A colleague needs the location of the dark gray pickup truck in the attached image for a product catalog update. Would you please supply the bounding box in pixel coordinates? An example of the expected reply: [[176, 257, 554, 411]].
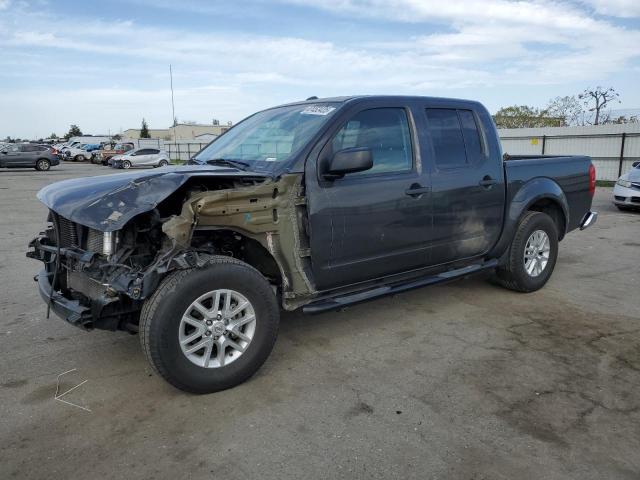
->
[[28, 96, 597, 393]]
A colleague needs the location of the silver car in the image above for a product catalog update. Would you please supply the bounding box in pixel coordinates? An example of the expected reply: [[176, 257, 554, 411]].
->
[[114, 148, 170, 169], [613, 161, 640, 211]]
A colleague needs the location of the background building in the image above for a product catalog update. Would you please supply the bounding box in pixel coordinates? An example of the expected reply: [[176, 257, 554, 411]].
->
[[122, 123, 231, 141]]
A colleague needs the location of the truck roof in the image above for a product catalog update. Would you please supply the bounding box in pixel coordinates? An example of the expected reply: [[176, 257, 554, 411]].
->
[[276, 94, 484, 109]]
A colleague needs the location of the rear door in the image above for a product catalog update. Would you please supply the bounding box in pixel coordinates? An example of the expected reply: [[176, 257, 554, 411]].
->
[[423, 103, 505, 265], [306, 103, 433, 290], [144, 149, 160, 165]]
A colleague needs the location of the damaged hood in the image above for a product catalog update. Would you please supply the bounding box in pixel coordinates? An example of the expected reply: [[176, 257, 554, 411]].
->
[[37, 165, 269, 231]]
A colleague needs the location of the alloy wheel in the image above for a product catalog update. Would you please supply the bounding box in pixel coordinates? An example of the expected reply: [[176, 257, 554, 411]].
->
[[178, 289, 257, 368]]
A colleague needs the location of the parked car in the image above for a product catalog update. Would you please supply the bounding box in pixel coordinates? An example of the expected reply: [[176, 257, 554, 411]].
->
[[83, 143, 103, 152], [1, 143, 60, 170], [613, 161, 640, 211], [27, 95, 597, 393], [64, 144, 97, 162], [95, 142, 135, 165], [112, 148, 170, 169]]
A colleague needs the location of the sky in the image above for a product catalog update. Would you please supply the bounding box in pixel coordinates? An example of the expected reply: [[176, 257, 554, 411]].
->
[[0, 0, 639, 139]]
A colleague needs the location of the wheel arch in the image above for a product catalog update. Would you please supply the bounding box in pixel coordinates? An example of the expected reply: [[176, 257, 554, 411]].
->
[[191, 227, 284, 289], [489, 177, 569, 261], [509, 177, 569, 240]]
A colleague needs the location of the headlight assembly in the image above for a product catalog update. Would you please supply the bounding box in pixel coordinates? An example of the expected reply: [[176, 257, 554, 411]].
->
[[617, 179, 632, 188]]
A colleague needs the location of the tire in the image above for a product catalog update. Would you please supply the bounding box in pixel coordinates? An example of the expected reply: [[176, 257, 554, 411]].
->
[[493, 211, 558, 293], [35, 158, 51, 171], [74, 154, 85, 162], [139, 256, 280, 393], [122, 160, 131, 169], [158, 160, 169, 167]]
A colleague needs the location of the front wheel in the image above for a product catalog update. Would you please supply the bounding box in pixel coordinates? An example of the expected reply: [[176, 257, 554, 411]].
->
[[493, 211, 558, 293], [122, 160, 131, 169], [74, 154, 85, 162], [139, 256, 280, 393]]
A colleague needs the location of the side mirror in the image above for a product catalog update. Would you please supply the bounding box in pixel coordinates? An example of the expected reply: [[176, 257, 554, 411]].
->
[[325, 147, 373, 179], [633, 161, 640, 168]]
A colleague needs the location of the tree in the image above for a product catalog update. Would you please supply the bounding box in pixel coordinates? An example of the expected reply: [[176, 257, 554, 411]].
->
[[605, 115, 639, 125], [111, 133, 122, 141], [545, 96, 584, 126], [47, 132, 58, 139], [578, 86, 620, 125], [65, 124, 82, 139], [492, 105, 563, 129], [140, 118, 150, 138]]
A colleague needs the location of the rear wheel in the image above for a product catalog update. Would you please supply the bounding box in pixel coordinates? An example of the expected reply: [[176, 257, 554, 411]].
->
[[122, 160, 131, 169], [493, 211, 558, 292], [139, 256, 280, 393], [158, 160, 169, 167], [35, 158, 50, 171], [74, 154, 85, 162]]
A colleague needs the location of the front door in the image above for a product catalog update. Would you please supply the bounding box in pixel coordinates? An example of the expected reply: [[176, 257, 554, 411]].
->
[[306, 106, 433, 290], [3, 145, 28, 166], [424, 106, 505, 265]]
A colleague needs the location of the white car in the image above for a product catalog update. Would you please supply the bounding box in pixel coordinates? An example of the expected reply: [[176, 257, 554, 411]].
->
[[613, 161, 640, 211], [64, 144, 93, 162], [113, 148, 170, 169]]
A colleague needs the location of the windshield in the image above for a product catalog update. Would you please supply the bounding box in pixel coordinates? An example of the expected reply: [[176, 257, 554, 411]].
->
[[193, 103, 339, 171]]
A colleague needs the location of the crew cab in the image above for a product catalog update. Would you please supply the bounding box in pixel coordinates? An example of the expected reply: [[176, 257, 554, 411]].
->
[[27, 96, 597, 393]]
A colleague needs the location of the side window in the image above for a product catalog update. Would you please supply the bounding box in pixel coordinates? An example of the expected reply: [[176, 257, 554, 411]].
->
[[149, 149, 160, 154], [425, 108, 467, 168], [332, 108, 413, 175], [458, 110, 485, 163]]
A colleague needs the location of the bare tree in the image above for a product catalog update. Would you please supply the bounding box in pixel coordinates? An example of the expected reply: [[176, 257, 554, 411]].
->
[[578, 86, 620, 125], [545, 95, 584, 126]]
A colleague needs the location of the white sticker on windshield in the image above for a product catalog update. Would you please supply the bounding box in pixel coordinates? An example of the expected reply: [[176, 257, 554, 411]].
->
[[300, 105, 336, 116], [265, 157, 277, 162]]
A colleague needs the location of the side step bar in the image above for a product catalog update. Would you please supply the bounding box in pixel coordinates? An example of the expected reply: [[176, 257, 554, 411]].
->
[[303, 259, 498, 314]]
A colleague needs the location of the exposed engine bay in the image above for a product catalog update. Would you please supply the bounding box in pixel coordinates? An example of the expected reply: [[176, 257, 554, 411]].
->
[[28, 170, 316, 331]]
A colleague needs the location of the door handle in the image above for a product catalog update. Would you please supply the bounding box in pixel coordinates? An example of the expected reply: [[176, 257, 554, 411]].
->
[[405, 183, 430, 197], [479, 176, 497, 188]]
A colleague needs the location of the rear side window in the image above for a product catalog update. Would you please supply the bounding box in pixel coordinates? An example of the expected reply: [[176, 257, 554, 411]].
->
[[332, 108, 413, 175], [148, 149, 160, 154], [425, 109, 467, 167], [426, 108, 487, 168], [458, 110, 485, 163]]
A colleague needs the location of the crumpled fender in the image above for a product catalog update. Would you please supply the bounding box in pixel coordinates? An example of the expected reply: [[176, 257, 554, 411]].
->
[[36, 165, 268, 232]]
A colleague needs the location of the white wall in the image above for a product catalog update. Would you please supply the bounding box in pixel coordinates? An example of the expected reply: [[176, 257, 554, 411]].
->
[[498, 124, 640, 181]]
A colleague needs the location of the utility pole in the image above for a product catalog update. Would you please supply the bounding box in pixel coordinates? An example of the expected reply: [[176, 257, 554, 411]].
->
[[170, 64, 177, 158]]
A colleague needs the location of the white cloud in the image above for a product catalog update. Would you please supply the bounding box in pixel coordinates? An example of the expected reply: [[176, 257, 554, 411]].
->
[[580, 0, 640, 18], [0, 0, 638, 137]]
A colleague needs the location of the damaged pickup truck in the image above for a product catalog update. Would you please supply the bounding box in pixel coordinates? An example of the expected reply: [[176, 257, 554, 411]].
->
[[28, 96, 598, 393]]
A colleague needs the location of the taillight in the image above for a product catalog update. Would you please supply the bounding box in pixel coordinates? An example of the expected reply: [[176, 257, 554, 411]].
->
[[588, 164, 596, 197]]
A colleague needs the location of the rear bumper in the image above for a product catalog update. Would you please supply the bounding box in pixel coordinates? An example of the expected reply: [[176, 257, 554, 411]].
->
[[580, 211, 598, 230]]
